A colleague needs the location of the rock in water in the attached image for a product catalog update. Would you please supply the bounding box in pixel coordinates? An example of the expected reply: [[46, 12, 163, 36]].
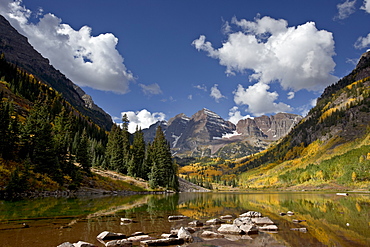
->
[[177, 227, 193, 242]]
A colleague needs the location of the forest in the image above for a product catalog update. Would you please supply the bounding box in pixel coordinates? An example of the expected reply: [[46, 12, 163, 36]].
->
[[0, 54, 178, 195]]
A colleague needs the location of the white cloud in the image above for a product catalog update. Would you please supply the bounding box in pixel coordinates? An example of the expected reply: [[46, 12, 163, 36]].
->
[[0, 0, 134, 94], [121, 109, 166, 133], [298, 98, 318, 117], [287, 91, 295, 99], [210, 84, 226, 102], [355, 33, 370, 49], [139, 83, 163, 95], [188, 94, 193, 100], [194, 84, 207, 91], [228, 106, 253, 125], [233, 83, 292, 116], [192, 16, 337, 92], [361, 0, 370, 13], [335, 0, 357, 20]]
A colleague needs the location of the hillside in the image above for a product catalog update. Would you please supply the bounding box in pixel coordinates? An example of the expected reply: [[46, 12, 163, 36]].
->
[[236, 51, 370, 190], [0, 15, 112, 130]]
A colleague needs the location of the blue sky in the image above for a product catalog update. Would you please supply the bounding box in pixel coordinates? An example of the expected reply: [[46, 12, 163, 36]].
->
[[1, 0, 370, 132]]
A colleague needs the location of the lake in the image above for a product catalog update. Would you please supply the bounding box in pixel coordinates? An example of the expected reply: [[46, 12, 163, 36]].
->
[[0, 192, 369, 246]]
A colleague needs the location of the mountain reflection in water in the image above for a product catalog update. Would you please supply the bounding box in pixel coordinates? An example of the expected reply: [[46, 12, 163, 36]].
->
[[0, 192, 369, 246]]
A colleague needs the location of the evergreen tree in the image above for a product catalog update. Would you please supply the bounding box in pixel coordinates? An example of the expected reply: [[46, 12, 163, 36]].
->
[[131, 127, 146, 178], [148, 126, 178, 190], [76, 128, 91, 173], [21, 102, 59, 177]]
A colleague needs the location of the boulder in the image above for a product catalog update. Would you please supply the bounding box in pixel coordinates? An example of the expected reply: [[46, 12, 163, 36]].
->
[[168, 215, 188, 221], [105, 239, 132, 247], [251, 217, 274, 225], [239, 224, 259, 234], [217, 224, 243, 235], [177, 227, 193, 242], [240, 211, 262, 218], [140, 238, 185, 246], [233, 217, 253, 227], [206, 218, 223, 225], [188, 220, 203, 227], [97, 231, 126, 240], [201, 230, 224, 238]]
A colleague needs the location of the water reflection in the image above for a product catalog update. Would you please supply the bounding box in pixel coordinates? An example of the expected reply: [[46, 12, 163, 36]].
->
[[0, 192, 369, 246]]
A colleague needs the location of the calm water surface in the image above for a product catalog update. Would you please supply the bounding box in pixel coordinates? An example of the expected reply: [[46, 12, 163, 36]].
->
[[0, 192, 369, 247]]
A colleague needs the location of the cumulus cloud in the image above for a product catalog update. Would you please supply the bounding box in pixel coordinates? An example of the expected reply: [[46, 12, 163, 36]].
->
[[361, 0, 370, 13], [228, 106, 253, 125], [287, 91, 295, 99], [139, 83, 163, 95], [355, 33, 370, 49], [121, 109, 166, 133], [210, 84, 226, 102], [233, 83, 292, 116], [335, 0, 357, 20], [297, 98, 318, 117], [0, 0, 134, 93], [192, 16, 337, 92]]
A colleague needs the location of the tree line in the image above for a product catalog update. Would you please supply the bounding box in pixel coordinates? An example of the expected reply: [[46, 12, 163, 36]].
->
[[0, 54, 178, 195]]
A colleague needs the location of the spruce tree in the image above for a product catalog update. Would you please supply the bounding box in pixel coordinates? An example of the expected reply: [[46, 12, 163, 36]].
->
[[21, 102, 59, 176], [148, 126, 178, 190], [76, 128, 91, 173], [131, 127, 146, 178]]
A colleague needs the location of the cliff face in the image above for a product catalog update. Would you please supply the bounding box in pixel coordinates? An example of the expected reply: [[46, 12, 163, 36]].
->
[[0, 15, 112, 130], [143, 108, 302, 157]]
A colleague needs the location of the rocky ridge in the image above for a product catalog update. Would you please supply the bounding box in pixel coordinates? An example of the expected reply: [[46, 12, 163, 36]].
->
[[143, 108, 302, 157]]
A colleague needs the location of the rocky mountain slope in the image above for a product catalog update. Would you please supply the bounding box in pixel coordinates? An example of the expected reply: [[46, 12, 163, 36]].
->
[[143, 108, 302, 157], [236, 50, 370, 190], [0, 15, 112, 130]]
